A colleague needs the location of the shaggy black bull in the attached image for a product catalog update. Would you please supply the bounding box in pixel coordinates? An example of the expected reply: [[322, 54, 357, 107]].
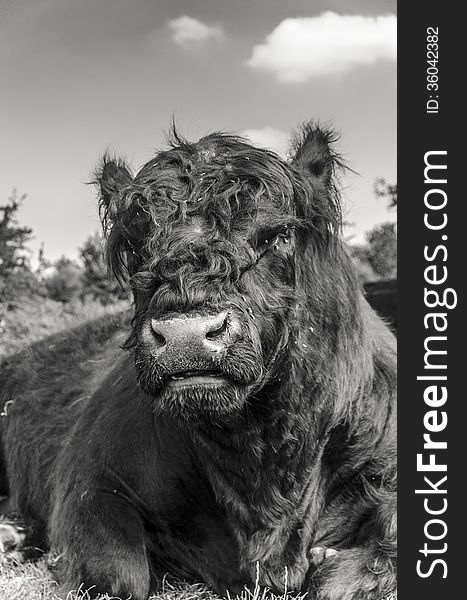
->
[[0, 125, 396, 600]]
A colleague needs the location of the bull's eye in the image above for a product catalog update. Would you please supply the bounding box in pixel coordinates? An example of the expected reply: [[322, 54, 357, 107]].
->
[[124, 240, 143, 258], [251, 225, 294, 256]]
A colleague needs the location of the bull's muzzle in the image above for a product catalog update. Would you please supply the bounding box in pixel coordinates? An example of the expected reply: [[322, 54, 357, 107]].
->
[[149, 312, 241, 385]]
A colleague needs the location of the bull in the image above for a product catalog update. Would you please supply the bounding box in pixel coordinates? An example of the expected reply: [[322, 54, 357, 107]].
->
[[0, 124, 396, 600]]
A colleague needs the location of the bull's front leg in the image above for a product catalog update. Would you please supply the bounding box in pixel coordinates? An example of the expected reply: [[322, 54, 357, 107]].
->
[[239, 521, 315, 593], [0, 504, 45, 564], [310, 545, 396, 600], [309, 494, 397, 600], [51, 488, 151, 600], [0, 516, 28, 563]]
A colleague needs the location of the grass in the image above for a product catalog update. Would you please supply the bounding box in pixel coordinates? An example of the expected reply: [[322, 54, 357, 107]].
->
[[0, 559, 396, 600], [0, 560, 310, 600]]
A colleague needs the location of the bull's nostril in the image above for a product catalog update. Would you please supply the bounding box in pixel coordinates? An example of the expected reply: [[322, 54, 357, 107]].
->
[[206, 317, 228, 340], [152, 331, 166, 348], [150, 319, 167, 349]]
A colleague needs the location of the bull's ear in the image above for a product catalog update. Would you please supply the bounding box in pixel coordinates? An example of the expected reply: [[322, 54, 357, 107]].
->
[[290, 123, 343, 241], [94, 155, 133, 230], [291, 123, 340, 188]]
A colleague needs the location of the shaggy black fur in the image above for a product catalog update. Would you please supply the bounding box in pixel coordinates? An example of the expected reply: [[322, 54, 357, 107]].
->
[[0, 123, 396, 600]]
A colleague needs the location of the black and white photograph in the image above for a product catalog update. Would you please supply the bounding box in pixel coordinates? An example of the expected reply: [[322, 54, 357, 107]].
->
[[1, 1, 427, 599]]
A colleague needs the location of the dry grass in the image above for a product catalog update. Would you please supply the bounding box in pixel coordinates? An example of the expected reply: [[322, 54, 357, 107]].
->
[[0, 560, 396, 600], [0, 560, 306, 600]]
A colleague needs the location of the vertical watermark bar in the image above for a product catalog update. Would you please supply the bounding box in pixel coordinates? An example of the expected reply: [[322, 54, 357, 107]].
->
[[399, 3, 462, 597]]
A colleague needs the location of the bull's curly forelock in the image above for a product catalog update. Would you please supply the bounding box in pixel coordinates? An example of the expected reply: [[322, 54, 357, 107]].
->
[[94, 124, 343, 287]]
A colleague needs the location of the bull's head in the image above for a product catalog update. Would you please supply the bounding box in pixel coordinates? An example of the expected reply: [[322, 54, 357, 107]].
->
[[95, 124, 343, 422]]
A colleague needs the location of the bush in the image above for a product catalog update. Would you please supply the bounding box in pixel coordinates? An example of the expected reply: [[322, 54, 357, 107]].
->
[[366, 222, 397, 279], [80, 232, 129, 304], [44, 257, 83, 303]]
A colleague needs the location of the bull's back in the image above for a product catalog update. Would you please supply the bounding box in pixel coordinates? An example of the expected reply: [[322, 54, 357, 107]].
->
[[0, 311, 131, 516]]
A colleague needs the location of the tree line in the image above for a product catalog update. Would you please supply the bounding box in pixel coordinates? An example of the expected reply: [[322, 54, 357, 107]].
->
[[0, 189, 128, 306], [0, 181, 397, 308]]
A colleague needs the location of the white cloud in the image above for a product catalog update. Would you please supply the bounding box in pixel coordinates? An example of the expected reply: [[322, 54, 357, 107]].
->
[[169, 15, 224, 47], [241, 127, 289, 157], [247, 12, 396, 83]]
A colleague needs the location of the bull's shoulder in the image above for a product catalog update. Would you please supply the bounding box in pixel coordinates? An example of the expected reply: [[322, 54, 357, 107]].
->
[[0, 310, 132, 402]]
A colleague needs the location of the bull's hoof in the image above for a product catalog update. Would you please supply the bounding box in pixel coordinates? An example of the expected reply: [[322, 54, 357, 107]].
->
[[310, 546, 339, 567], [0, 519, 26, 564]]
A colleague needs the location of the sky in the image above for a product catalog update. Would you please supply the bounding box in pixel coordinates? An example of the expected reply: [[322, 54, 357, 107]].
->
[[0, 0, 396, 263]]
